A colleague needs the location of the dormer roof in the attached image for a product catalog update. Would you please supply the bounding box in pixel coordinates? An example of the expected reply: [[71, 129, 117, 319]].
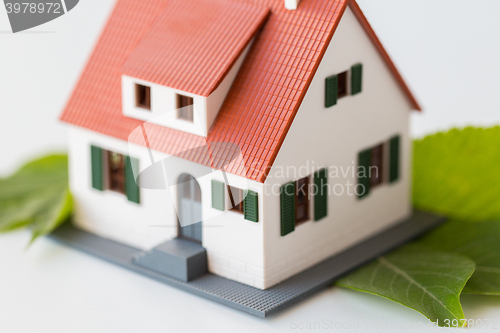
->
[[121, 0, 269, 96]]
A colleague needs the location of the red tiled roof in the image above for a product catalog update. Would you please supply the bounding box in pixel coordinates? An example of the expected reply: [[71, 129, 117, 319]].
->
[[60, 0, 420, 183], [121, 0, 270, 96]]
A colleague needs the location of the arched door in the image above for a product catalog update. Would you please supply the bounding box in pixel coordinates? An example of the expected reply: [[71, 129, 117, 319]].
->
[[177, 174, 202, 243]]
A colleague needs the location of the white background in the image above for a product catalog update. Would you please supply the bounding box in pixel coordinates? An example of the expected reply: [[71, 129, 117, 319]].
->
[[1, 0, 500, 332]]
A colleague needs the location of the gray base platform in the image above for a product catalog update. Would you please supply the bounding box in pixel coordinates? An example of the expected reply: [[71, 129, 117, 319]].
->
[[133, 238, 207, 282], [48, 210, 445, 318]]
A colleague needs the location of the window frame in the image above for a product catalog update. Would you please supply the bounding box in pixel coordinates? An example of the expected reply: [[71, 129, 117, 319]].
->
[[105, 150, 126, 195], [358, 136, 399, 198], [337, 70, 349, 99], [369, 143, 385, 188], [295, 176, 310, 225], [228, 185, 244, 214], [135, 84, 151, 110], [325, 64, 362, 107], [176, 94, 194, 122]]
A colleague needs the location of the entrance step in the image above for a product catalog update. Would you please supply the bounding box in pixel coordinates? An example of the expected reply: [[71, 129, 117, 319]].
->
[[132, 238, 207, 282]]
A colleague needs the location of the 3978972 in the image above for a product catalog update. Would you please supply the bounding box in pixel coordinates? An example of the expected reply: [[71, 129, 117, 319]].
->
[[433, 319, 498, 328], [5, 2, 62, 14]]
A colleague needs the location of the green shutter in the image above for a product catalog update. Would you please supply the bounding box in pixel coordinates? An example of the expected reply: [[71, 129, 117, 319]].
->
[[325, 75, 338, 108], [280, 182, 296, 236], [243, 190, 259, 223], [125, 156, 140, 204], [90, 145, 104, 191], [314, 168, 328, 221], [358, 149, 371, 199], [351, 63, 363, 95], [389, 135, 401, 183], [211, 180, 225, 211]]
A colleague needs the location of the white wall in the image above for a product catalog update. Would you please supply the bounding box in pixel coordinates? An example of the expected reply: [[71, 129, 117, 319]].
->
[[68, 126, 176, 249], [261, 7, 413, 288], [68, 125, 267, 288], [121, 43, 252, 138], [122, 75, 207, 137]]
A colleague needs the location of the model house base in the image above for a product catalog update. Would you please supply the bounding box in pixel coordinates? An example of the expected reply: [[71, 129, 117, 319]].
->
[[49, 210, 445, 317]]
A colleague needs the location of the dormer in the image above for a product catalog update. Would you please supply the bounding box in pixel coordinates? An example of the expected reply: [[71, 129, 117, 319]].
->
[[121, 42, 253, 137], [120, 1, 270, 137]]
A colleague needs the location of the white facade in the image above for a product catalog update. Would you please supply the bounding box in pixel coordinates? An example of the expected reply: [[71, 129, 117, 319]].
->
[[67, 7, 414, 290], [68, 125, 268, 288], [121, 43, 252, 138], [260, 7, 413, 288]]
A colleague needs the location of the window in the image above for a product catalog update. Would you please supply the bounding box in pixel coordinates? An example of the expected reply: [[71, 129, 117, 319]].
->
[[135, 84, 151, 110], [337, 71, 348, 99], [370, 143, 384, 188], [177, 94, 194, 122], [295, 177, 310, 225], [325, 63, 363, 108], [107, 151, 125, 194], [357, 135, 401, 199], [228, 186, 244, 214], [212, 182, 259, 222], [358, 143, 386, 197], [280, 176, 313, 236], [90, 145, 141, 203]]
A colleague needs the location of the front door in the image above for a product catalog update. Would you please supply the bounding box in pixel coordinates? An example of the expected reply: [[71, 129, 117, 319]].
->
[[177, 174, 202, 243]]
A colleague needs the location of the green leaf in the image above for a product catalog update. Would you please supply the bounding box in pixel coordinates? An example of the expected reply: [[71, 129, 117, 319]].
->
[[337, 244, 475, 326], [0, 154, 72, 243], [338, 127, 500, 322], [419, 220, 500, 295], [412, 126, 500, 295], [413, 126, 500, 222]]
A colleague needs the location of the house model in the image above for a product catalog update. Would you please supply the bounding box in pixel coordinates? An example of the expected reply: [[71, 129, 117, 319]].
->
[[60, 0, 421, 290]]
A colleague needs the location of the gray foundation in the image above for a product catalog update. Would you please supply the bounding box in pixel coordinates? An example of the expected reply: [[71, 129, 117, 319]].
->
[[48, 210, 445, 317], [133, 237, 207, 282]]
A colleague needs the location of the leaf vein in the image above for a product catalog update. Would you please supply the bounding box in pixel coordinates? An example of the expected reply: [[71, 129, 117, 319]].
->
[[378, 257, 461, 321]]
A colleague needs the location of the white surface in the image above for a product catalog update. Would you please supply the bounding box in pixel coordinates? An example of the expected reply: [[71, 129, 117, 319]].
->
[[262, 6, 412, 288], [1, 0, 500, 332], [1, 230, 497, 333]]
